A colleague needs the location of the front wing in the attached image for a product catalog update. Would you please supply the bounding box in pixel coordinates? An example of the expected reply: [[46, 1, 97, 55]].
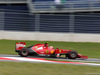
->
[[78, 54, 88, 59]]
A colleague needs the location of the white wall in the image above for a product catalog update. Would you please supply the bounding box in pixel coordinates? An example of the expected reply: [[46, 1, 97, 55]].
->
[[0, 31, 100, 42]]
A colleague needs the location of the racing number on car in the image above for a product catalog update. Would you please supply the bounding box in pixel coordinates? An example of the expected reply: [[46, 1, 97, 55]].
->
[[46, 50, 49, 53]]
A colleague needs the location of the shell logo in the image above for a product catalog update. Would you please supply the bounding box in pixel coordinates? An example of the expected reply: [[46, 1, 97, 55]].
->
[[51, 50, 54, 54]]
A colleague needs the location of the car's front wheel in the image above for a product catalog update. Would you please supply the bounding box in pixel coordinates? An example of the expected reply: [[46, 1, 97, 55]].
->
[[67, 51, 78, 59], [20, 48, 29, 57]]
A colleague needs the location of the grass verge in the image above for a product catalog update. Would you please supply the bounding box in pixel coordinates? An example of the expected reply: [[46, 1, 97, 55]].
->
[[0, 62, 100, 75]]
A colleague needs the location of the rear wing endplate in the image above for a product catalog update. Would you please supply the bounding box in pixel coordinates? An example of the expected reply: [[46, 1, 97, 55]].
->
[[15, 42, 26, 50]]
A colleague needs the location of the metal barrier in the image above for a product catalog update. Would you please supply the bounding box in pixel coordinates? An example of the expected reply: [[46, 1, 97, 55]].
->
[[0, 10, 100, 33]]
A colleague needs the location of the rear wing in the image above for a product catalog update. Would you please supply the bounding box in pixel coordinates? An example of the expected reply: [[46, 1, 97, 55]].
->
[[15, 42, 26, 51]]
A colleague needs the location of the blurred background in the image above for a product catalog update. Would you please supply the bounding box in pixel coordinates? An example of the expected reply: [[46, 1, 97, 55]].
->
[[0, 0, 100, 42], [0, 1, 100, 75]]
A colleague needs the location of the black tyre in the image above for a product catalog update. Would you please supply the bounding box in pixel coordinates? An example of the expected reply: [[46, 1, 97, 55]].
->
[[18, 53, 21, 55], [68, 51, 78, 59], [20, 48, 29, 57]]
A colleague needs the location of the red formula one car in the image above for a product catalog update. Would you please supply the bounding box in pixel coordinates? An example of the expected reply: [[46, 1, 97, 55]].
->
[[15, 42, 88, 59]]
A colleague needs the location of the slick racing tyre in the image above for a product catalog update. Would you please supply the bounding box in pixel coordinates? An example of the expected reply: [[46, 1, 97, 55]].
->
[[20, 48, 29, 57], [68, 51, 78, 59]]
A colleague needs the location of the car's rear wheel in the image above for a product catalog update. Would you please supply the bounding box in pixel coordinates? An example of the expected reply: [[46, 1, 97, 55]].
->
[[67, 51, 78, 59], [20, 48, 29, 57]]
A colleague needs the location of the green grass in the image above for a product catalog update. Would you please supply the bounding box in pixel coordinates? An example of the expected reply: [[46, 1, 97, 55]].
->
[[0, 40, 100, 58], [0, 62, 100, 75]]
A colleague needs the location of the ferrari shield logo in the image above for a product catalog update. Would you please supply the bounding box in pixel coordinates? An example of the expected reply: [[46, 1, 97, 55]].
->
[[46, 50, 49, 53], [59, 50, 61, 52]]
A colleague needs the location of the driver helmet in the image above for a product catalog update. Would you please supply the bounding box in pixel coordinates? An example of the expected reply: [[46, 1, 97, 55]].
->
[[50, 46, 53, 49], [44, 42, 48, 47]]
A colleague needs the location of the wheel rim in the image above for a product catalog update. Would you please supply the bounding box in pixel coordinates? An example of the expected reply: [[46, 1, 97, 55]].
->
[[22, 50, 28, 56], [70, 52, 77, 58]]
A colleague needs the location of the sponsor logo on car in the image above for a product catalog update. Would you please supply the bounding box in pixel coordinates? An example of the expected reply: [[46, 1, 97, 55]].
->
[[46, 50, 49, 53]]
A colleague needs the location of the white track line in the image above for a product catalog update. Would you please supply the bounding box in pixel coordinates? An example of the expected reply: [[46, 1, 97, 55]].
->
[[4, 57, 54, 63], [0, 57, 100, 66]]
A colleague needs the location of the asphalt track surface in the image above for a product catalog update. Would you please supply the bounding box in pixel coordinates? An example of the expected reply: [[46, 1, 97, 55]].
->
[[0, 55, 100, 66], [0, 55, 100, 62]]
